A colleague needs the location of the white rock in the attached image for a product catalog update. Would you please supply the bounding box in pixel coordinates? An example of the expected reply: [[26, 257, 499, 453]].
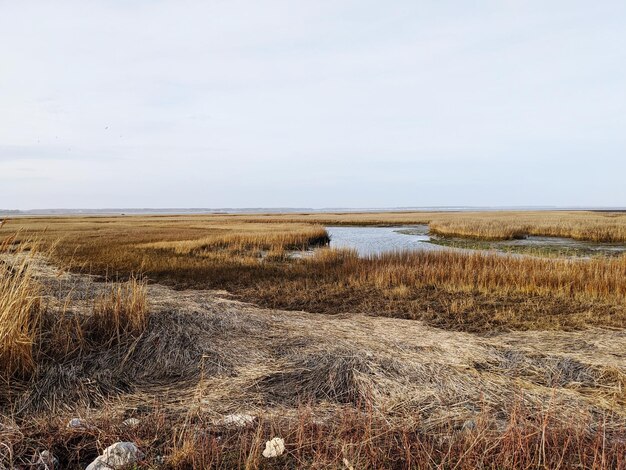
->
[[85, 442, 144, 470], [218, 414, 255, 427], [67, 418, 89, 430], [262, 437, 285, 458]]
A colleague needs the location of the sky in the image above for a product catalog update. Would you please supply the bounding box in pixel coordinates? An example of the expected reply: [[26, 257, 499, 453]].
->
[[1, 1, 625, 209]]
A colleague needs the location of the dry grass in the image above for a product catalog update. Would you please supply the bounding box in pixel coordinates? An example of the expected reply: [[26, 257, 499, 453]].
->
[[142, 225, 329, 255], [197, 210, 626, 242], [0, 237, 43, 377], [5, 405, 626, 469], [242, 248, 626, 331], [1, 245, 626, 467], [0, 235, 150, 386], [91, 277, 148, 343], [427, 211, 626, 242], [3, 214, 626, 332]]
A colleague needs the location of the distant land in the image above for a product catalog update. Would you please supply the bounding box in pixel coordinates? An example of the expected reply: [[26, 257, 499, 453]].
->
[[2, 206, 626, 216]]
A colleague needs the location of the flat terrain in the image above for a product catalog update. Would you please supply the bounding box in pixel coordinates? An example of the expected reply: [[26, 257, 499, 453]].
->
[[2, 211, 626, 468]]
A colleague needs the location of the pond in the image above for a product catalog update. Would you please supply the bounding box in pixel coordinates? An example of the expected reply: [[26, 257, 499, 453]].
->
[[326, 225, 443, 256], [325, 226, 626, 258]]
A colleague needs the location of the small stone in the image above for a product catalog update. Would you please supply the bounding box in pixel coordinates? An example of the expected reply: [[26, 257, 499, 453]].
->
[[67, 418, 89, 429], [262, 437, 285, 458], [85, 442, 144, 470]]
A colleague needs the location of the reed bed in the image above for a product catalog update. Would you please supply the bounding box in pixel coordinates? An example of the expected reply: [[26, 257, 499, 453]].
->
[[209, 210, 626, 242], [4, 215, 626, 331], [142, 225, 329, 255], [7, 210, 626, 244], [428, 211, 626, 242], [2, 221, 626, 467], [344, 249, 626, 302]]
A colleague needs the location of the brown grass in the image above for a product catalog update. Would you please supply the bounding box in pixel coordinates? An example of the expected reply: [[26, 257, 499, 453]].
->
[[427, 211, 626, 242], [2, 231, 626, 468], [3, 213, 626, 332], [198, 210, 626, 242], [0, 235, 150, 384], [242, 248, 626, 331], [0, 237, 43, 377], [4, 404, 626, 469], [91, 277, 148, 343]]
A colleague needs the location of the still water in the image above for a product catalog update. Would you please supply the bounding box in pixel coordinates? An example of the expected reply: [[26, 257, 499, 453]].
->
[[325, 225, 626, 258], [326, 225, 442, 256]]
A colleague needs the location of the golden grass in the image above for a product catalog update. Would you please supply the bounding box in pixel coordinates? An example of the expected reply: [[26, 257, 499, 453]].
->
[[3, 212, 626, 467], [0, 238, 43, 377], [91, 277, 148, 343], [1, 230, 626, 467], [196, 210, 626, 242], [142, 225, 328, 255], [427, 211, 626, 242], [0, 236, 150, 381], [242, 248, 626, 331], [3, 213, 626, 331]]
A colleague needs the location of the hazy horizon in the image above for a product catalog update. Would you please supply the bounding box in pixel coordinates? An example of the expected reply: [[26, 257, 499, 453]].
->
[[2, 1, 625, 209], [3, 205, 626, 216]]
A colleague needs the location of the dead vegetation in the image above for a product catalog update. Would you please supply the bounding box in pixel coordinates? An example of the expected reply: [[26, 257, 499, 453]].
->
[[0, 237, 153, 411], [0, 237, 43, 377], [195, 210, 626, 242], [3, 252, 626, 468], [91, 277, 149, 342], [2, 213, 626, 467], [3, 214, 626, 332], [427, 211, 626, 242]]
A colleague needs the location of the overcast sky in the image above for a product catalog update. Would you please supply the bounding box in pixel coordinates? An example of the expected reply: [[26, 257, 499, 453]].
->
[[1, 1, 625, 209]]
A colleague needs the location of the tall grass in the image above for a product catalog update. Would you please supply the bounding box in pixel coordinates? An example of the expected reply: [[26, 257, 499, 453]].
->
[[427, 212, 626, 242], [210, 211, 626, 242], [142, 225, 329, 255], [90, 277, 148, 344], [5, 215, 626, 331], [0, 238, 43, 376], [0, 236, 150, 379]]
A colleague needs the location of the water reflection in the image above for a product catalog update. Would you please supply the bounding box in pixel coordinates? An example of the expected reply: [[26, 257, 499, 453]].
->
[[326, 225, 442, 256]]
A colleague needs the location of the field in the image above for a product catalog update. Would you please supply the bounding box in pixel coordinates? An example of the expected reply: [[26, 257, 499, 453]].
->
[[2, 211, 626, 468]]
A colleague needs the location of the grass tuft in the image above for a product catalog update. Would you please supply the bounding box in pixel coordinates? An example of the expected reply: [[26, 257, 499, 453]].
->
[[0, 237, 43, 377], [90, 276, 148, 343]]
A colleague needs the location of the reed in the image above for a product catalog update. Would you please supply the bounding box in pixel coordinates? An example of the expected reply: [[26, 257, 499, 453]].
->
[[0, 236, 150, 381], [4, 215, 626, 331], [90, 276, 148, 344], [428, 212, 626, 242], [0, 237, 43, 377], [1, 220, 626, 468]]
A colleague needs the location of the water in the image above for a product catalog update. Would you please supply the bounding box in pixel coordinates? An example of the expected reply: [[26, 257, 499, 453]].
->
[[325, 226, 626, 258], [326, 225, 443, 256]]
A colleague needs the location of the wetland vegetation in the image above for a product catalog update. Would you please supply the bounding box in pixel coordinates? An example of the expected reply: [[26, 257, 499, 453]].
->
[[3, 210, 626, 468]]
